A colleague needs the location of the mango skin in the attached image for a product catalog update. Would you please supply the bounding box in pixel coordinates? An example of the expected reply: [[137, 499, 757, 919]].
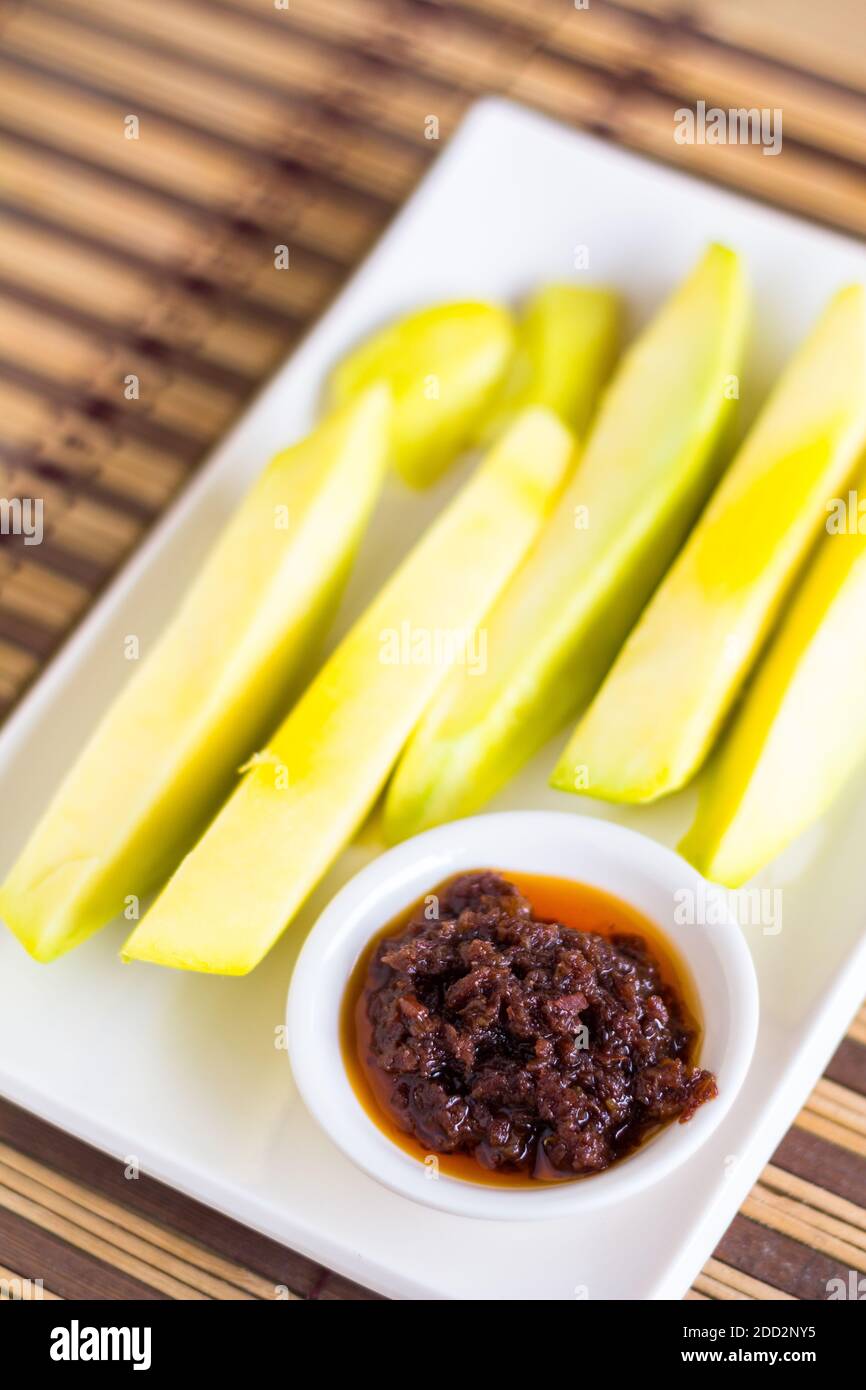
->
[[0, 387, 391, 962], [680, 515, 866, 886], [329, 301, 514, 487], [474, 284, 621, 443], [384, 244, 748, 842], [122, 408, 574, 975], [553, 284, 866, 805]]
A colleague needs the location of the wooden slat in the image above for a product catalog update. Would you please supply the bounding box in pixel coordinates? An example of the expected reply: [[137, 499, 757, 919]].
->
[[508, 49, 618, 127], [794, 1107, 866, 1158], [612, 0, 685, 16], [0, 1144, 288, 1300], [0, 56, 280, 212], [0, 1261, 61, 1299], [700, 1257, 795, 1301], [223, 0, 557, 104], [460, 0, 866, 166], [772, 1126, 866, 1213], [615, 87, 866, 239], [715, 1212, 854, 1301], [0, 639, 38, 705], [0, 59, 385, 260], [0, 137, 346, 309], [0, 293, 241, 440], [693, 1269, 751, 1300], [458, 0, 866, 177], [806, 1077, 866, 1132], [53, 0, 467, 144], [751, 1181, 866, 1258], [690, 0, 866, 97], [457, 0, 660, 70], [0, 3, 425, 204], [0, 1202, 166, 1298], [742, 1188, 866, 1272], [0, 462, 142, 571], [449, 0, 561, 22], [762, 1162, 866, 1232], [825, 1037, 866, 1094], [0, 553, 89, 632], [848, 1004, 866, 1047], [0, 213, 291, 378], [0, 1176, 210, 1300], [0, 378, 188, 511], [0, 1095, 379, 1300], [652, 33, 866, 164]]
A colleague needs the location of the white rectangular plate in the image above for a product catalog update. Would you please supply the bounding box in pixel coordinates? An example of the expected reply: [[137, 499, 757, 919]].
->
[[2, 98, 865, 1301]]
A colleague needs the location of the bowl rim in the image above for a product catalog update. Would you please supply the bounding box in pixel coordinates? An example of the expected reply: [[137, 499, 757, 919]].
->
[[286, 810, 760, 1221]]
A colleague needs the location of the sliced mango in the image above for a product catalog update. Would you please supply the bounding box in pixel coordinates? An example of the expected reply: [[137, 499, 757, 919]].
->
[[383, 245, 748, 841], [0, 387, 391, 961], [680, 513, 866, 885], [122, 408, 574, 975], [553, 284, 866, 804], [474, 284, 621, 442], [329, 301, 514, 487]]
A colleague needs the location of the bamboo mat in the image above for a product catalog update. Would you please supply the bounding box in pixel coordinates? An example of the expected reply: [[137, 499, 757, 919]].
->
[[0, 0, 864, 1301]]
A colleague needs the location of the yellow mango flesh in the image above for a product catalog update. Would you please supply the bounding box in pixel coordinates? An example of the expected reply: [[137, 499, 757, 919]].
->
[[384, 245, 748, 840], [329, 300, 514, 487], [680, 514, 866, 885], [122, 408, 574, 975], [0, 387, 391, 961], [474, 284, 621, 443], [554, 284, 866, 803]]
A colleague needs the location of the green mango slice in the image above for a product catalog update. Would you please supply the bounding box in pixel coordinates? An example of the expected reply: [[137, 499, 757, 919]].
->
[[384, 245, 748, 841], [329, 300, 514, 486], [680, 497, 866, 885], [554, 284, 866, 804], [475, 283, 620, 443], [121, 407, 573, 975], [0, 387, 391, 961]]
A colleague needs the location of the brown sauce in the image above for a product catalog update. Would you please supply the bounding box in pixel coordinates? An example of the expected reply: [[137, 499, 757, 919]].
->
[[341, 869, 716, 1187]]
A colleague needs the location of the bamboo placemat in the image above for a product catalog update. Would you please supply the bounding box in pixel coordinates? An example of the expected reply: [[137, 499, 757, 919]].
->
[[0, 0, 864, 1301]]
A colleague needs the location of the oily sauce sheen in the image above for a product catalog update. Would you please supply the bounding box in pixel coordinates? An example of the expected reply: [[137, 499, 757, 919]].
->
[[342, 870, 717, 1187]]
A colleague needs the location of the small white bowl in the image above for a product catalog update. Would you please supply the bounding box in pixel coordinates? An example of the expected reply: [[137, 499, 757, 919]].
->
[[287, 811, 759, 1221]]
